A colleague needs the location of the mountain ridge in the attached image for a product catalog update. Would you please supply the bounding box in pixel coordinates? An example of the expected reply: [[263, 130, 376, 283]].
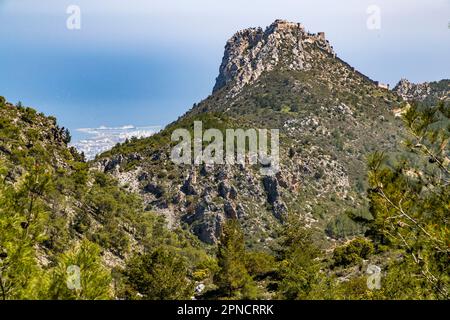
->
[[94, 20, 406, 246], [393, 78, 450, 104]]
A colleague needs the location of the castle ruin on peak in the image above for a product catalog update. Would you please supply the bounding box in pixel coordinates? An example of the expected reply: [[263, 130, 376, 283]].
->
[[213, 20, 334, 96]]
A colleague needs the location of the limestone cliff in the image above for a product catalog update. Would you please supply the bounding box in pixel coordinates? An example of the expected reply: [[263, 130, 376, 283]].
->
[[393, 78, 449, 104], [213, 19, 334, 96]]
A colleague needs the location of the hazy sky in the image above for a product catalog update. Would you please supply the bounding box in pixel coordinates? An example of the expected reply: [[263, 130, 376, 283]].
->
[[0, 0, 449, 142]]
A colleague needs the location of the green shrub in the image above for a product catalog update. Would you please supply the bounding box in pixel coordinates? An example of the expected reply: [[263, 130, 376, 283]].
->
[[122, 247, 194, 300], [325, 212, 364, 239], [244, 251, 276, 278], [332, 238, 374, 267]]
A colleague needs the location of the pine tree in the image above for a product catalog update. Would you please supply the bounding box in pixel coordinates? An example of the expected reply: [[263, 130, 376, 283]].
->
[[0, 163, 50, 299], [366, 101, 449, 299], [123, 247, 194, 300], [43, 239, 112, 300], [276, 217, 324, 299]]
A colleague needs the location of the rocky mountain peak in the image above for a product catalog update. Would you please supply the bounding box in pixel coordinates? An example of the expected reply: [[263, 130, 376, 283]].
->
[[393, 78, 431, 100], [393, 78, 449, 102], [213, 20, 334, 96]]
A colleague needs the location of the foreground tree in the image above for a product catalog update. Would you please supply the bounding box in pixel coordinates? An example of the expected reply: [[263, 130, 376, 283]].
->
[[214, 219, 256, 299], [44, 239, 112, 300], [0, 163, 51, 299], [275, 217, 326, 299], [123, 247, 194, 300], [366, 101, 449, 299]]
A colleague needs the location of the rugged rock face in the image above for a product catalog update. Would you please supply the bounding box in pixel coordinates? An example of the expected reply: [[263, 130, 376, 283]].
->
[[213, 19, 334, 96], [393, 79, 433, 101], [393, 78, 449, 103]]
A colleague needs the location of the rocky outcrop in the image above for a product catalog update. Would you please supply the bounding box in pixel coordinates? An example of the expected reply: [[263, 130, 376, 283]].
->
[[144, 182, 165, 198], [181, 172, 198, 195], [213, 19, 334, 96], [97, 153, 142, 174], [272, 200, 288, 222], [263, 175, 287, 221], [263, 175, 281, 204], [218, 181, 230, 199], [393, 79, 433, 101], [184, 199, 225, 244], [224, 201, 237, 219]]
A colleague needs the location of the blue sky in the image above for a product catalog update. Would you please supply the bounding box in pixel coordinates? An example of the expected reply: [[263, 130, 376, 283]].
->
[[0, 0, 449, 144]]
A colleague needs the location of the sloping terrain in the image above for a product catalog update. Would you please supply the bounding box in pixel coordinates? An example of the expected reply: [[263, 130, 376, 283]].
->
[[94, 20, 407, 247], [0, 99, 205, 271]]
